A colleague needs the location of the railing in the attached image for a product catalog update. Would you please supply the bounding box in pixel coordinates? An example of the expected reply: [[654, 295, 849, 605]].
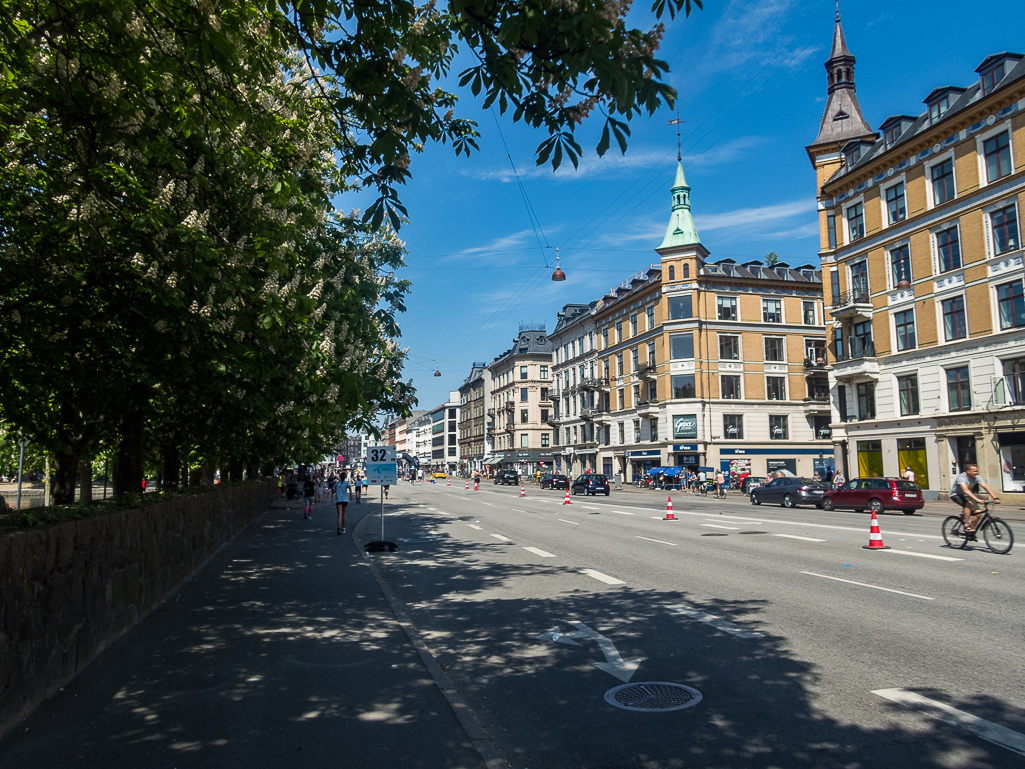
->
[[637, 398, 660, 407], [834, 341, 876, 361], [581, 407, 609, 420], [831, 289, 871, 309], [504, 401, 515, 411], [803, 356, 827, 370], [636, 363, 657, 377], [579, 377, 608, 390]]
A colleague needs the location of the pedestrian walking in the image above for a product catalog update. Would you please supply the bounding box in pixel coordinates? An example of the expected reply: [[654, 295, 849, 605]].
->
[[353, 472, 362, 503], [302, 475, 315, 519], [335, 474, 351, 535], [832, 469, 846, 489]]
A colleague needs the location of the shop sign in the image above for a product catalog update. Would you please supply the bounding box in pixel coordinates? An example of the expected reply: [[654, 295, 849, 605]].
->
[[673, 415, 698, 439]]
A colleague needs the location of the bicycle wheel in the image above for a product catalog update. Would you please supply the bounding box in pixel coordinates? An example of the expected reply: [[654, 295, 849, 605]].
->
[[982, 517, 1014, 554], [941, 516, 968, 549]]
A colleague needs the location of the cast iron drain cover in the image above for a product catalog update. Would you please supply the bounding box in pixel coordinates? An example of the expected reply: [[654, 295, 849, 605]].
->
[[739, 530, 768, 535], [701, 532, 728, 536], [604, 682, 703, 712]]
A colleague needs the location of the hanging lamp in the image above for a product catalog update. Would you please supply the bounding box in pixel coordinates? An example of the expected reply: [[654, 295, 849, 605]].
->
[[551, 247, 566, 281]]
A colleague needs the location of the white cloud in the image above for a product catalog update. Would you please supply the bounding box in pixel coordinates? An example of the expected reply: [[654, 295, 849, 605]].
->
[[443, 229, 539, 261], [695, 199, 814, 232], [699, 0, 820, 76]]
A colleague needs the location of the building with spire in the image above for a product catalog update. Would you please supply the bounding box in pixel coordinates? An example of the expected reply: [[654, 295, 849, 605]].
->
[[572, 163, 830, 484], [808, 14, 1025, 496]]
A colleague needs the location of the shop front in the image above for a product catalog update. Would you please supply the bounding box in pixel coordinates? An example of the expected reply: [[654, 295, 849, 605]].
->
[[671, 443, 701, 471], [494, 449, 555, 478], [625, 449, 662, 483], [998, 431, 1025, 492], [718, 447, 832, 479]]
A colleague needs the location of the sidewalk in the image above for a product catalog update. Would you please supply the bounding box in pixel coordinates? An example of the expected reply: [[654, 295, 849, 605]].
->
[[0, 491, 491, 769]]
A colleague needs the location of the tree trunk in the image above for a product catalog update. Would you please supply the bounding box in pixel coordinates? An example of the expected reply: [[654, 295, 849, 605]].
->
[[113, 405, 145, 498], [52, 450, 79, 505], [162, 444, 181, 489], [246, 463, 260, 480], [79, 458, 93, 504], [189, 464, 202, 486], [200, 460, 215, 486], [228, 456, 244, 483]]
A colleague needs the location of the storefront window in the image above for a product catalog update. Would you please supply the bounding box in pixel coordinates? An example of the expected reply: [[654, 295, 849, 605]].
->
[[998, 433, 1025, 492], [857, 440, 883, 477], [897, 438, 929, 490]]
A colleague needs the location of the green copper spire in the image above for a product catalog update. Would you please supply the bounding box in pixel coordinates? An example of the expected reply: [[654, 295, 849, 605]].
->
[[657, 162, 703, 250]]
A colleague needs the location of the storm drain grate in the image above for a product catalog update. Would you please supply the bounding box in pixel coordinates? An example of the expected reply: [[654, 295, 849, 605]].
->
[[604, 682, 703, 712], [701, 532, 728, 537], [739, 530, 768, 535]]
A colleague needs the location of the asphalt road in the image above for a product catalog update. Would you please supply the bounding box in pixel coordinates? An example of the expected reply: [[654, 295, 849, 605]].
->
[[370, 481, 1025, 769]]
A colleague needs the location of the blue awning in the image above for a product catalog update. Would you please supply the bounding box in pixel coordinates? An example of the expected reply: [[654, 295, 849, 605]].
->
[[662, 467, 683, 476], [646, 467, 666, 475]]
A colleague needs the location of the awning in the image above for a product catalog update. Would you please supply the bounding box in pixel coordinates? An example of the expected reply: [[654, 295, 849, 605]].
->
[[484, 457, 502, 466], [646, 467, 665, 475], [662, 467, 683, 477]]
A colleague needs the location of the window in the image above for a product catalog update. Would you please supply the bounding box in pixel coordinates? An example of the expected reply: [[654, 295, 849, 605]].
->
[[633, 420, 641, 443], [602, 328, 608, 348], [941, 296, 967, 341], [827, 212, 837, 249], [885, 182, 906, 225], [719, 334, 740, 360], [541, 433, 549, 447], [671, 374, 695, 399], [540, 387, 549, 401], [649, 418, 658, 441], [647, 379, 657, 400], [991, 205, 1020, 255], [630, 314, 638, 336], [897, 374, 919, 416], [617, 389, 624, 409], [766, 376, 786, 401], [540, 365, 549, 379], [616, 352, 623, 376], [856, 381, 876, 420], [947, 366, 972, 411], [802, 301, 816, 325], [615, 321, 623, 342], [520, 434, 529, 448], [646, 342, 656, 366], [894, 309, 917, 351], [632, 384, 640, 405], [631, 347, 639, 371], [997, 281, 1025, 330], [852, 320, 874, 358], [541, 408, 549, 423], [830, 269, 840, 305], [984, 132, 1012, 183], [618, 422, 625, 443], [520, 365, 528, 380], [764, 337, 785, 362], [762, 299, 782, 323], [668, 265, 675, 281], [889, 244, 912, 286], [929, 94, 949, 124], [721, 375, 741, 399], [668, 294, 692, 319], [520, 387, 528, 401], [683, 264, 690, 279], [981, 63, 1005, 96], [936, 227, 961, 272], [669, 333, 694, 359], [724, 414, 743, 439], [850, 260, 869, 300], [717, 296, 738, 321], [646, 306, 655, 330], [520, 409, 528, 424], [846, 202, 865, 241], [837, 384, 848, 422], [931, 158, 954, 205], [769, 415, 788, 440], [1002, 357, 1025, 406]]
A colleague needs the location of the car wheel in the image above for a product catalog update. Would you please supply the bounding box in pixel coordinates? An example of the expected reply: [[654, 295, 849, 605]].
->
[[821, 497, 835, 512], [750, 494, 761, 506], [902, 508, 916, 515], [870, 499, 884, 514], [605, 490, 610, 496], [782, 494, 795, 508]]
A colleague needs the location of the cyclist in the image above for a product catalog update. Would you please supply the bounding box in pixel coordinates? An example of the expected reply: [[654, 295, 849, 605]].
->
[[950, 463, 1000, 540], [714, 470, 725, 498]]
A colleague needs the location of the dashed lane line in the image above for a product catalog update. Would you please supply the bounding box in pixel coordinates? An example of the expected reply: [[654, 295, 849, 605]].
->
[[666, 603, 763, 638], [700, 523, 740, 530], [872, 688, 1025, 756], [636, 536, 677, 546], [580, 569, 626, 585], [558, 519, 579, 525], [584, 506, 602, 510], [774, 534, 826, 542], [800, 571, 934, 600], [467, 524, 482, 531], [491, 534, 511, 542], [884, 549, 964, 562], [611, 510, 635, 516], [523, 546, 557, 558]]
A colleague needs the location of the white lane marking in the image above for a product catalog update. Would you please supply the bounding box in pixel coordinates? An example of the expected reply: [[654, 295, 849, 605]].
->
[[700, 523, 740, 530], [558, 518, 579, 525], [580, 569, 626, 585], [636, 536, 677, 546], [491, 533, 511, 542], [510, 508, 529, 514], [585, 506, 602, 510], [650, 516, 666, 520], [427, 507, 437, 511], [523, 546, 557, 558], [650, 509, 947, 540], [800, 571, 934, 600], [884, 550, 964, 562], [774, 534, 827, 542], [708, 518, 761, 524], [481, 502, 495, 507], [872, 688, 1025, 756], [666, 603, 763, 638], [611, 510, 635, 516], [467, 524, 482, 531]]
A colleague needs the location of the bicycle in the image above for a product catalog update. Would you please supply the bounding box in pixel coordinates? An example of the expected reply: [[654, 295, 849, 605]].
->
[[942, 502, 1014, 554], [712, 483, 727, 500]]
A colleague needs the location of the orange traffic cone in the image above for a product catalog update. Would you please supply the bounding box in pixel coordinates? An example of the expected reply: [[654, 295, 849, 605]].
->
[[863, 510, 890, 549], [447, 479, 450, 486], [563, 488, 572, 505], [520, 485, 526, 497], [465, 480, 469, 490], [664, 496, 677, 520], [474, 480, 479, 491]]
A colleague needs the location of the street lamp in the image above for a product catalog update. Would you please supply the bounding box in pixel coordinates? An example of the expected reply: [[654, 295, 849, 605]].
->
[[551, 248, 566, 282]]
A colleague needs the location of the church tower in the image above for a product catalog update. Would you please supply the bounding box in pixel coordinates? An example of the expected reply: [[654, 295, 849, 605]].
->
[[657, 162, 708, 286]]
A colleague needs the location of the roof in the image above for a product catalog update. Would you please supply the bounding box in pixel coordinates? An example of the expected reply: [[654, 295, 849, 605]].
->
[[807, 17, 876, 151], [700, 259, 822, 283], [657, 162, 703, 250]]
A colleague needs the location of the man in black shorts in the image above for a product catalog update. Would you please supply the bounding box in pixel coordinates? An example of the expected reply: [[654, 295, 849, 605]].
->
[[950, 463, 1000, 539]]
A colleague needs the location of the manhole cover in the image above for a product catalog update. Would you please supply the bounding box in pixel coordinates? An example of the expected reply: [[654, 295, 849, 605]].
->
[[604, 682, 703, 712], [702, 532, 728, 536], [739, 530, 768, 535]]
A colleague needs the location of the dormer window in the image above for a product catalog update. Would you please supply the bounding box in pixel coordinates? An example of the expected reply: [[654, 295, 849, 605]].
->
[[924, 86, 965, 126], [846, 147, 861, 165], [981, 62, 1005, 96], [884, 125, 901, 147], [976, 53, 1022, 97], [929, 95, 949, 123]]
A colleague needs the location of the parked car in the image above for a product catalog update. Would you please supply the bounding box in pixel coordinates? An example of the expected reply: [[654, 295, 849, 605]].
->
[[741, 475, 767, 495], [750, 476, 829, 508], [820, 478, 924, 515], [540, 473, 569, 490], [494, 470, 519, 486], [571, 474, 610, 496], [432, 471, 447, 479]]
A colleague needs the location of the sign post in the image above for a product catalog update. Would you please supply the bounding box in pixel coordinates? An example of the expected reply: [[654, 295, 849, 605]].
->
[[365, 446, 398, 553]]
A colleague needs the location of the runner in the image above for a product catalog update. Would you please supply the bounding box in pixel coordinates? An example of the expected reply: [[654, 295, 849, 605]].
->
[[335, 474, 351, 535], [302, 475, 315, 519]]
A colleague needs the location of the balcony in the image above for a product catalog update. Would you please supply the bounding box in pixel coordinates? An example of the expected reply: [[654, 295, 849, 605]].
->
[[579, 377, 608, 391], [581, 407, 608, 421], [504, 401, 515, 412], [504, 422, 516, 433], [830, 289, 873, 321], [636, 362, 658, 379], [832, 341, 879, 380], [548, 414, 563, 425], [803, 356, 827, 371], [486, 407, 496, 417], [636, 398, 660, 415]]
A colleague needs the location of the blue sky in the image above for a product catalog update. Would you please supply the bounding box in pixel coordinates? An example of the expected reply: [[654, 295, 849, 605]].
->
[[357, 0, 1025, 415]]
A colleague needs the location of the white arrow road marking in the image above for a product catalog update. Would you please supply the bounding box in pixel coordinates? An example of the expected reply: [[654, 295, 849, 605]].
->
[[536, 622, 642, 682], [579, 569, 626, 585], [872, 688, 1025, 756], [523, 546, 557, 558], [467, 524, 483, 531], [490, 534, 511, 542], [800, 571, 934, 600], [666, 603, 763, 638], [774, 534, 826, 542]]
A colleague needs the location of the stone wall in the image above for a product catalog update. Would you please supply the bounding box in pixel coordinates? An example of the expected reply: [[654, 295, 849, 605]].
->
[[0, 481, 274, 737]]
